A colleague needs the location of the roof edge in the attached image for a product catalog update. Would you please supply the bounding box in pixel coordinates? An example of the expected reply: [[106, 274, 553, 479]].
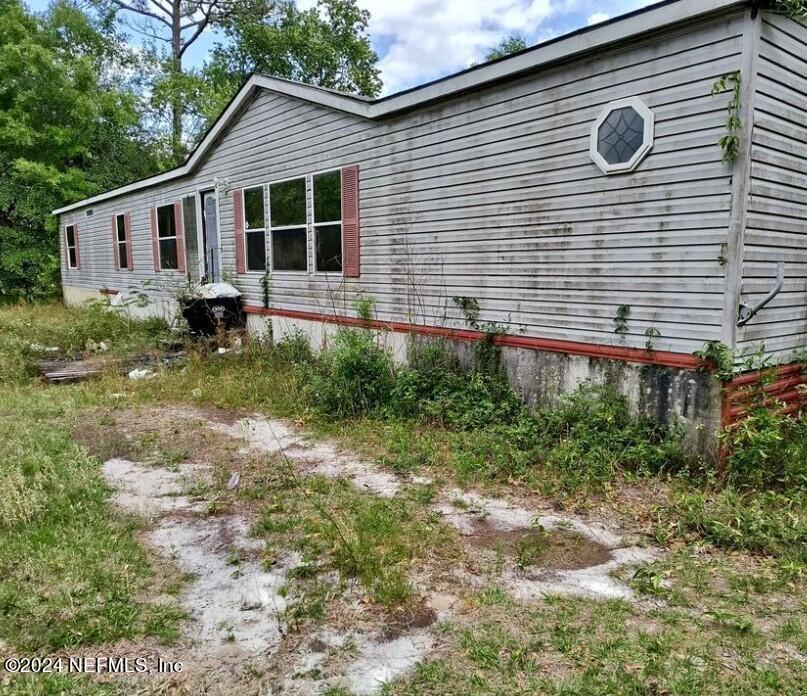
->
[[53, 0, 746, 215]]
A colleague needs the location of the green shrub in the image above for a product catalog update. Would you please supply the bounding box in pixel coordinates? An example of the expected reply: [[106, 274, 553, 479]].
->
[[721, 406, 807, 490], [407, 337, 460, 374], [530, 385, 686, 487], [389, 367, 521, 430], [301, 328, 395, 417], [665, 487, 807, 563], [272, 327, 313, 364], [390, 336, 521, 430]]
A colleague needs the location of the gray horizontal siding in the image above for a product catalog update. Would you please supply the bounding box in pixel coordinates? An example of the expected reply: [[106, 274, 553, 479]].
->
[[60, 10, 748, 355], [737, 11, 807, 361]]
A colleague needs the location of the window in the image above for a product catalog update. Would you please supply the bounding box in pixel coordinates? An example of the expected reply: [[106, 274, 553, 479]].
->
[[156, 203, 178, 269], [313, 169, 342, 273], [590, 97, 654, 174], [270, 177, 307, 271], [243, 186, 267, 272], [65, 224, 78, 269], [115, 214, 128, 269]]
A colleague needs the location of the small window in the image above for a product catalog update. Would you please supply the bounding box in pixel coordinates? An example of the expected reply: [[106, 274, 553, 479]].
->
[[65, 224, 78, 269], [590, 97, 654, 174], [156, 203, 178, 270], [243, 186, 266, 272], [270, 178, 307, 272], [115, 214, 128, 270], [313, 170, 342, 273]]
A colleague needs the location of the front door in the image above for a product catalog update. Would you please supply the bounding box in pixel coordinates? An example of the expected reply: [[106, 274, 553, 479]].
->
[[201, 190, 221, 283]]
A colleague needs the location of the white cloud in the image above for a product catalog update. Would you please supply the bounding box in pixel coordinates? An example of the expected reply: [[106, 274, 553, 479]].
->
[[297, 1, 646, 95], [325, 0, 559, 95]]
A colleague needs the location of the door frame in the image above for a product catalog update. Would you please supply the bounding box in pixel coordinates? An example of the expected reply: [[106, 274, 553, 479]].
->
[[197, 186, 222, 283]]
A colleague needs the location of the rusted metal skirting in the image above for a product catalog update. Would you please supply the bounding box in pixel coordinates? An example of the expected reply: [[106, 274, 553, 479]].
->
[[243, 305, 707, 370], [721, 363, 807, 431]]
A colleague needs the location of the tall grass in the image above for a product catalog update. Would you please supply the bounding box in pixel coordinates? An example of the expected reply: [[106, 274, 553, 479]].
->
[[1, 303, 804, 570], [0, 301, 166, 384], [0, 389, 182, 651]]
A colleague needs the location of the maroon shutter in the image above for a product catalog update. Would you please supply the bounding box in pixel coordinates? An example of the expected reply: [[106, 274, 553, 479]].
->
[[124, 213, 134, 271], [73, 224, 81, 270], [112, 216, 119, 271], [62, 226, 69, 269], [174, 201, 186, 274], [342, 164, 360, 277], [151, 207, 160, 272], [233, 189, 246, 274]]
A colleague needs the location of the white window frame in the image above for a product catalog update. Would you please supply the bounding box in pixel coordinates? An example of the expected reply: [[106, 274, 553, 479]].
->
[[268, 175, 309, 274], [114, 212, 129, 270], [311, 167, 344, 276], [156, 202, 178, 270], [589, 97, 654, 174], [65, 224, 78, 269], [242, 184, 268, 273]]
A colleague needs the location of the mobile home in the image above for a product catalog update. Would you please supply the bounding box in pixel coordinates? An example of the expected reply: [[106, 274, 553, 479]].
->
[[53, 0, 807, 452]]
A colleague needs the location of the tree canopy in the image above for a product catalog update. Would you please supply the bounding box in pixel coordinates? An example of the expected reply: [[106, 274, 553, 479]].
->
[[200, 0, 381, 130], [95, 0, 380, 160], [0, 0, 381, 301], [0, 0, 160, 300], [483, 34, 527, 62]]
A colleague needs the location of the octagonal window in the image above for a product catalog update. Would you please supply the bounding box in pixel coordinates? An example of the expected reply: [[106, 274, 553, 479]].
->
[[590, 97, 654, 174]]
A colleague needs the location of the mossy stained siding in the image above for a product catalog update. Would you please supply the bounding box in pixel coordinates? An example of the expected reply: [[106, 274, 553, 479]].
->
[[58, 9, 750, 356]]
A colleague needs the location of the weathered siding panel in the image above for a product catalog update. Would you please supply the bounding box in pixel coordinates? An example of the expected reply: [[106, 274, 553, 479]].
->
[[738, 11, 807, 360], [60, 11, 747, 354]]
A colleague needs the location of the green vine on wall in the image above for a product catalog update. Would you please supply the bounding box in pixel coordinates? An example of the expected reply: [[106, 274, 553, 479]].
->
[[451, 296, 480, 328], [775, 0, 807, 18], [711, 71, 743, 165], [644, 327, 661, 353], [694, 341, 736, 382], [451, 296, 508, 376], [260, 271, 271, 309], [613, 304, 631, 341]]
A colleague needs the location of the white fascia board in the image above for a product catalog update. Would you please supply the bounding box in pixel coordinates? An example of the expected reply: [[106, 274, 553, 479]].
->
[[252, 75, 373, 116], [54, 75, 265, 214], [53, 0, 744, 215], [53, 75, 374, 214]]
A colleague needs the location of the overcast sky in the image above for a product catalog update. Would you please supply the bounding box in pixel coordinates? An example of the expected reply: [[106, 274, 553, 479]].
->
[[27, 0, 653, 95]]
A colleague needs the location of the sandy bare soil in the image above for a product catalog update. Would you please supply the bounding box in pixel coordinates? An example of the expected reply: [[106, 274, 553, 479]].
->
[[96, 406, 661, 695]]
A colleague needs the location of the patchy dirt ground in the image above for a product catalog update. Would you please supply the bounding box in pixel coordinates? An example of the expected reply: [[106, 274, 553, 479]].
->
[[76, 404, 667, 694]]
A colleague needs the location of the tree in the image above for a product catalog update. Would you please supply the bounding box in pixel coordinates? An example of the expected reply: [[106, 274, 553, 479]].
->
[[199, 0, 381, 131], [99, 0, 380, 161], [97, 0, 264, 162], [483, 34, 527, 62], [0, 0, 160, 300]]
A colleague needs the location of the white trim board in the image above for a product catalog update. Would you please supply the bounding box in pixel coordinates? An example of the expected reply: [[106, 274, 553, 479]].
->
[[53, 0, 745, 216]]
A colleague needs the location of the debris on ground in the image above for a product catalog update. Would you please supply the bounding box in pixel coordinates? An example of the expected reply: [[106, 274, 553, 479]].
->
[[38, 351, 185, 384], [37, 357, 110, 383], [85, 338, 110, 352], [29, 343, 60, 353]]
